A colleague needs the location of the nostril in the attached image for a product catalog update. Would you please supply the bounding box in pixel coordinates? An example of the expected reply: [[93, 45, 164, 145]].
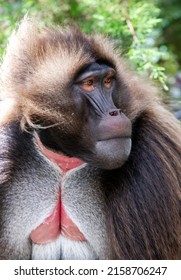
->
[[109, 110, 119, 116]]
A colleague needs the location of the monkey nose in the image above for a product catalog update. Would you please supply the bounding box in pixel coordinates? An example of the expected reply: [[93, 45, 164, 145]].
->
[[109, 109, 120, 116]]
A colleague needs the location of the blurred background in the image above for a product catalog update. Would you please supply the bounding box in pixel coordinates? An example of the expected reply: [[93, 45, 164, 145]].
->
[[0, 0, 181, 112]]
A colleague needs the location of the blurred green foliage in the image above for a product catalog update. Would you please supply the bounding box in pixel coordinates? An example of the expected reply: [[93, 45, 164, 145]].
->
[[0, 0, 180, 91]]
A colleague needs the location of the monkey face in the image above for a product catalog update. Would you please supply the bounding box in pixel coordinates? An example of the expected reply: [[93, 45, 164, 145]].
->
[[38, 62, 132, 170]]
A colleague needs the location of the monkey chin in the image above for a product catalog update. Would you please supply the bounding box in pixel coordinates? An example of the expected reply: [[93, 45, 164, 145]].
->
[[95, 138, 132, 170]]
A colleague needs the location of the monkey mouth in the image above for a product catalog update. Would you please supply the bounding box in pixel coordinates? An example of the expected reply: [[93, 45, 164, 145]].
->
[[95, 137, 132, 169], [30, 140, 86, 244]]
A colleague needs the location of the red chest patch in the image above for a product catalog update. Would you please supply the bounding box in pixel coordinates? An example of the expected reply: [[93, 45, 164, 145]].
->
[[30, 140, 86, 244]]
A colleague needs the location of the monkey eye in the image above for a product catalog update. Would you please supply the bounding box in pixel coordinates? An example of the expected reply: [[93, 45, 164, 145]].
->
[[79, 78, 95, 92], [104, 73, 115, 89]]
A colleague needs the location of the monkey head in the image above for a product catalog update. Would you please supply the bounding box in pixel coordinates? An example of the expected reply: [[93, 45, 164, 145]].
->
[[0, 19, 132, 170]]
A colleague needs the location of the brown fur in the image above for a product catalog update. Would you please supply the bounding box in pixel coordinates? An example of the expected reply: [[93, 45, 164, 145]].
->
[[1, 18, 181, 259]]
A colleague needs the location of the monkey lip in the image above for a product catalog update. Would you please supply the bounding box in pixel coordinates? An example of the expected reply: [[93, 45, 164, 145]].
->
[[95, 137, 132, 169], [97, 136, 131, 141], [30, 140, 86, 244]]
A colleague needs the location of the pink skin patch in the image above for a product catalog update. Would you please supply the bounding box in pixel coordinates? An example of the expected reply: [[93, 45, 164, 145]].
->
[[30, 198, 61, 244], [30, 139, 86, 244], [38, 140, 84, 173]]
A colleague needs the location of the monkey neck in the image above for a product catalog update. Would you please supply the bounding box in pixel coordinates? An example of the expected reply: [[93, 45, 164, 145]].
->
[[30, 138, 86, 244]]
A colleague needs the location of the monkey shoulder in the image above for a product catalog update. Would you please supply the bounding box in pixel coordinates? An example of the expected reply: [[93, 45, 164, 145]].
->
[[0, 121, 60, 186]]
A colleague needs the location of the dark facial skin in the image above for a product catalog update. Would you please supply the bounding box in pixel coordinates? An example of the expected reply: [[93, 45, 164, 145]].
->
[[38, 63, 132, 170]]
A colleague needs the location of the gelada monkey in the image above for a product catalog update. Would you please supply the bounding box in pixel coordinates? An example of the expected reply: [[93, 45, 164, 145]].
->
[[0, 18, 181, 259]]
